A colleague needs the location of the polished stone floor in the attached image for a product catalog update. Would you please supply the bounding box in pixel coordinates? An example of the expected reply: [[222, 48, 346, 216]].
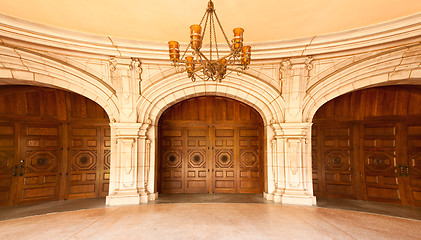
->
[[0, 194, 420, 240], [0, 202, 420, 240]]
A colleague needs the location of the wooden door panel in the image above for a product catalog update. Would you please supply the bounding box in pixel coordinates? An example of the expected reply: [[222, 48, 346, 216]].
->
[[407, 125, 421, 206], [362, 125, 404, 204], [213, 128, 235, 193], [185, 128, 209, 193], [160, 128, 184, 193], [0, 123, 17, 207], [16, 124, 61, 204], [68, 126, 99, 199], [311, 126, 320, 196], [321, 125, 356, 198], [101, 127, 111, 197], [238, 128, 261, 193]]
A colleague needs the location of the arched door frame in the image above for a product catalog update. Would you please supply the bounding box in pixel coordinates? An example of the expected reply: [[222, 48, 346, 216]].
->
[[137, 73, 286, 200], [0, 44, 119, 121]]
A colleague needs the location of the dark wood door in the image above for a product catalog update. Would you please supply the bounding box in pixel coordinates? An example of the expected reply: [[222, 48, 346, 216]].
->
[[185, 127, 209, 193], [160, 126, 185, 193], [314, 124, 358, 199], [360, 123, 407, 205], [159, 96, 263, 194], [312, 86, 421, 206], [0, 86, 110, 206], [406, 124, 421, 206], [15, 123, 62, 205], [213, 127, 236, 193], [0, 123, 18, 207], [68, 125, 110, 199], [237, 127, 262, 193]]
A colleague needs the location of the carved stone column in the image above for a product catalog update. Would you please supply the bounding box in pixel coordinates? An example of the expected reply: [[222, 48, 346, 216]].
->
[[269, 121, 286, 203], [278, 123, 315, 205], [136, 120, 157, 203], [270, 56, 316, 205], [106, 122, 156, 205], [280, 57, 313, 123], [106, 123, 142, 205], [109, 57, 142, 123]]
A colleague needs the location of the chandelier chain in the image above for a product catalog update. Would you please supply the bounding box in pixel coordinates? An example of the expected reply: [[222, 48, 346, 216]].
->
[[202, 12, 210, 60], [199, 8, 207, 25], [212, 13, 219, 60], [213, 11, 231, 48], [209, 13, 212, 62]]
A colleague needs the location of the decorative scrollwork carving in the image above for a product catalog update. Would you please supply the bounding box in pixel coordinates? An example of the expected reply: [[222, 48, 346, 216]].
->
[[109, 57, 118, 72], [279, 59, 292, 80], [305, 56, 313, 71]]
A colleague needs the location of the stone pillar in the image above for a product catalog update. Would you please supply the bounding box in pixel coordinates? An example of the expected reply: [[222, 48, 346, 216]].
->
[[106, 123, 142, 205], [268, 56, 316, 205], [278, 123, 315, 205], [106, 122, 157, 205], [269, 121, 286, 203]]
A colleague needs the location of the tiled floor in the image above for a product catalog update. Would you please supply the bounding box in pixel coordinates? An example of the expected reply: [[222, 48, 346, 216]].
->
[[0, 195, 420, 240]]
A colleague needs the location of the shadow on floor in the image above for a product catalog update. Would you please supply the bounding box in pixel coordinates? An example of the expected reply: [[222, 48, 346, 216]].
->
[[316, 197, 421, 220], [0, 198, 107, 221], [1, 194, 420, 221]]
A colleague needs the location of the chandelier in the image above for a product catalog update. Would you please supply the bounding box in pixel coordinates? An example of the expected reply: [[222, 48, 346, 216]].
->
[[168, 0, 251, 82]]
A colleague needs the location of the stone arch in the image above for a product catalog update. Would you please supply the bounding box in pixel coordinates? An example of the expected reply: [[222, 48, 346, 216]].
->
[[0, 44, 119, 121], [303, 43, 421, 122], [137, 73, 285, 195], [137, 72, 285, 125]]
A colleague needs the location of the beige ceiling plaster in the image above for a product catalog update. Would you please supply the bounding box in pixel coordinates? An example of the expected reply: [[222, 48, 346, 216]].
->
[[0, 0, 420, 43]]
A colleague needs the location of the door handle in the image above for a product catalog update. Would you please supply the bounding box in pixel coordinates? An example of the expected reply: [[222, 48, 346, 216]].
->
[[398, 165, 404, 177], [12, 165, 18, 176], [18, 160, 24, 176]]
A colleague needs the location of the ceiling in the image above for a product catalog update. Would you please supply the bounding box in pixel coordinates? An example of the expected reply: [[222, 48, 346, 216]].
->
[[0, 0, 420, 43]]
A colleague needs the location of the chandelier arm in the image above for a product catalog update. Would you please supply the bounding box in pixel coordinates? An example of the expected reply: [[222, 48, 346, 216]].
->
[[213, 10, 232, 48], [197, 50, 211, 64], [218, 52, 234, 63], [194, 73, 207, 82], [181, 42, 192, 61]]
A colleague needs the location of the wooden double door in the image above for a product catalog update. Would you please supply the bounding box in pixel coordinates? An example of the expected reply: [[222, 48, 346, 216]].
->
[[0, 86, 111, 207], [0, 122, 110, 207], [313, 122, 421, 206], [159, 97, 263, 194], [312, 86, 421, 206]]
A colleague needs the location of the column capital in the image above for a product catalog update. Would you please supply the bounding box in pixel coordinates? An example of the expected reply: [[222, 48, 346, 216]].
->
[[273, 122, 312, 137], [110, 122, 143, 137]]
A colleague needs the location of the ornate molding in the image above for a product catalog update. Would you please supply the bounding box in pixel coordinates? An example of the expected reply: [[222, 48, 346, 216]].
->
[[1, 13, 421, 62]]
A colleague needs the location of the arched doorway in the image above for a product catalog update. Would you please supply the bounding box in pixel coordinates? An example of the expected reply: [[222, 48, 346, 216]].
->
[[0, 86, 110, 207], [158, 96, 264, 194], [312, 85, 421, 206]]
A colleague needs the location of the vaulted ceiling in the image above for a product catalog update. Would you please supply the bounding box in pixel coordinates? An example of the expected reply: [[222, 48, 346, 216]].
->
[[0, 0, 420, 43]]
